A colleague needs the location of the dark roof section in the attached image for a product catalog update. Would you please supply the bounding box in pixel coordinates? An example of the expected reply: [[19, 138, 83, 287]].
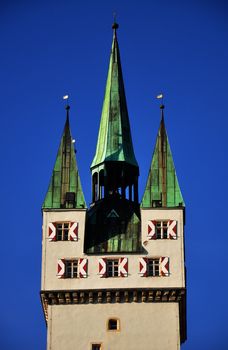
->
[[85, 197, 141, 253]]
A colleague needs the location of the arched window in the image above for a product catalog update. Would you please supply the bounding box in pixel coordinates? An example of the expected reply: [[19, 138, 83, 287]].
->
[[99, 170, 104, 199], [127, 185, 132, 201], [92, 172, 98, 202]]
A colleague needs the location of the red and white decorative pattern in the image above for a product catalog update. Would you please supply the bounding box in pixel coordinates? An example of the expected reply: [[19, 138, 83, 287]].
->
[[69, 222, 78, 241], [160, 257, 169, 276], [139, 257, 148, 277], [48, 223, 57, 241], [118, 257, 128, 277], [57, 259, 65, 278], [168, 220, 177, 239], [79, 258, 87, 278], [147, 220, 156, 239], [98, 258, 107, 277]]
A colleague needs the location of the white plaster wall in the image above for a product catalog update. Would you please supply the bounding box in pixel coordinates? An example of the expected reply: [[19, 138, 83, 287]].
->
[[41, 209, 86, 290], [41, 208, 185, 291], [141, 208, 185, 288], [47, 303, 180, 350]]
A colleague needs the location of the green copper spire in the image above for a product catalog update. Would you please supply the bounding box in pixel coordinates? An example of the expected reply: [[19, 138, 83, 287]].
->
[[42, 105, 86, 209], [91, 22, 138, 168], [141, 105, 184, 208]]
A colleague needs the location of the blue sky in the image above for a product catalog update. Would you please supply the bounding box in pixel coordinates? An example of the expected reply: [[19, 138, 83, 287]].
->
[[1, 1, 228, 349]]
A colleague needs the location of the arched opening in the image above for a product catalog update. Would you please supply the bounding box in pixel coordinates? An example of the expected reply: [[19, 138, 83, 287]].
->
[[99, 169, 105, 200], [92, 172, 98, 202], [127, 185, 132, 201]]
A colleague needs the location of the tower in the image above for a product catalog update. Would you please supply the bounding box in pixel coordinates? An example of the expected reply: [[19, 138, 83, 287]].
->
[[41, 23, 186, 350]]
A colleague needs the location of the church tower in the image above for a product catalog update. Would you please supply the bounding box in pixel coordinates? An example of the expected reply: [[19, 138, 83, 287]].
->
[[41, 23, 186, 350]]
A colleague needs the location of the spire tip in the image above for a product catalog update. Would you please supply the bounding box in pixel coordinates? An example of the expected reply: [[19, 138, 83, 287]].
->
[[112, 22, 119, 30], [112, 13, 119, 31], [112, 22, 119, 31], [160, 104, 165, 122]]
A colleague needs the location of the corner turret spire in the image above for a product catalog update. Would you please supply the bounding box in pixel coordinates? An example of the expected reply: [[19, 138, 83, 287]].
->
[[42, 105, 86, 209], [90, 22, 139, 204], [141, 104, 184, 208]]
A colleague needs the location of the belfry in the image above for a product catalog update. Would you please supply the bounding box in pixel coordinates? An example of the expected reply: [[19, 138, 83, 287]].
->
[[41, 23, 187, 350]]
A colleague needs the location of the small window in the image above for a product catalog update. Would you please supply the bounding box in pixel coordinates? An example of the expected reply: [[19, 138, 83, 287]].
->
[[56, 222, 70, 241], [92, 344, 101, 350], [148, 258, 160, 276], [107, 259, 119, 277], [148, 219, 177, 240], [65, 259, 78, 278], [152, 199, 162, 207], [65, 192, 75, 204], [108, 318, 119, 331], [139, 257, 169, 277], [155, 221, 168, 239]]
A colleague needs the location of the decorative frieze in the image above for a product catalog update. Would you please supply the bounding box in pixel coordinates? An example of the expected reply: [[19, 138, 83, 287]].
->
[[41, 288, 185, 308]]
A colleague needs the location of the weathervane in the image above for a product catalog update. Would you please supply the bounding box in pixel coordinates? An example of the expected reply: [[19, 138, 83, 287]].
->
[[63, 94, 70, 110], [156, 93, 164, 109]]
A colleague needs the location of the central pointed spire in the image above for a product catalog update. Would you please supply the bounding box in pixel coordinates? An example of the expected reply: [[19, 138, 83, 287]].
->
[[91, 22, 138, 169], [90, 22, 139, 204], [85, 23, 141, 254]]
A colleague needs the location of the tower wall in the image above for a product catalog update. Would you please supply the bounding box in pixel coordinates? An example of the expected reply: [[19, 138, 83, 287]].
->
[[41, 208, 185, 292], [41, 209, 86, 291], [141, 207, 185, 289], [47, 303, 180, 350], [40, 22, 187, 349]]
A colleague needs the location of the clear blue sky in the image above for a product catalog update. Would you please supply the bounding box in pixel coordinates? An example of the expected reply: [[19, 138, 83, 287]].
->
[[1, 1, 227, 349]]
